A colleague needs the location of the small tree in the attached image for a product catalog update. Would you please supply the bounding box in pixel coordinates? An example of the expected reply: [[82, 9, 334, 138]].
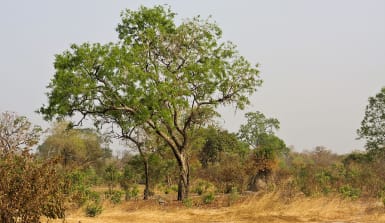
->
[[357, 87, 385, 155], [238, 111, 287, 191], [104, 163, 121, 194], [238, 111, 280, 149], [0, 111, 41, 153]]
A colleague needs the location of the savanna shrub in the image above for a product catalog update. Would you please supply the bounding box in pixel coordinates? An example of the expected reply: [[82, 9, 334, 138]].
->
[[85, 203, 103, 217], [339, 185, 361, 199], [125, 185, 139, 200], [182, 198, 193, 208], [193, 180, 215, 195], [0, 152, 66, 222], [202, 192, 215, 204], [105, 190, 123, 204]]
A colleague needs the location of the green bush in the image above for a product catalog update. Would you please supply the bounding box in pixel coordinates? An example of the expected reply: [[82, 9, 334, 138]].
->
[[171, 185, 179, 192], [111, 190, 123, 204], [195, 186, 204, 195], [315, 171, 332, 195], [105, 190, 123, 204], [182, 198, 193, 208], [85, 203, 103, 217], [194, 180, 215, 195], [87, 190, 101, 203], [125, 185, 139, 200], [339, 185, 361, 199], [202, 193, 215, 204], [67, 170, 103, 207]]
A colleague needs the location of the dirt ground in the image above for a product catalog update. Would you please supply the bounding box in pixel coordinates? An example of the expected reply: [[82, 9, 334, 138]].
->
[[44, 192, 385, 223]]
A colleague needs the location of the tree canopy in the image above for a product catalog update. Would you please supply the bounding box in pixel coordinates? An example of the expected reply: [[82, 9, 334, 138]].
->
[[0, 111, 42, 154], [37, 122, 111, 169], [39, 5, 262, 200], [357, 87, 385, 154], [238, 111, 280, 149]]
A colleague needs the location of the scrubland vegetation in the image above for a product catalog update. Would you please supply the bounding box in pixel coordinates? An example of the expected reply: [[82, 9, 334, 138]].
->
[[1, 5, 385, 223]]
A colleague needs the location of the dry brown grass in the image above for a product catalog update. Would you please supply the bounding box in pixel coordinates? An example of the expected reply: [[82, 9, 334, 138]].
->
[[44, 192, 385, 223]]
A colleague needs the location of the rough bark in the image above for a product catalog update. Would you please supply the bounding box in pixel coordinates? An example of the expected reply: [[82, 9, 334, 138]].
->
[[177, 153, 190, 201]]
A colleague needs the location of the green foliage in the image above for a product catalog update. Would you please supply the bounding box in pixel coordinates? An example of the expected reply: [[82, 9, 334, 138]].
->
[[67, 170, 94, 206], [106, 190, 123, 204], [202, 192, 215, 204], [84, 190, 102, 217], [182, 198, 193, 208], [193, 180, 215, 195], [339, 185, 361, 199], [85, 203, 103, 217], [237, 111, 287, 191], [104, 164, 121, 192], [37, 122, 111, 170], [87, 190, 101, 203], [125, 185, 140, 200], [315, 170, 332, 195], [357, 87, 385, 154], [39, 5, 262, 200], [290, 148, 342, 196], [238, 111, 280, 149], [198, 126, 248, 168], [120, 156, 144, 185]]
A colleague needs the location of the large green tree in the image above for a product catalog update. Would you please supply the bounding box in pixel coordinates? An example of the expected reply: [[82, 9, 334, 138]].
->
[[39, 6, 261, 200], [357, 87, 385, 155]]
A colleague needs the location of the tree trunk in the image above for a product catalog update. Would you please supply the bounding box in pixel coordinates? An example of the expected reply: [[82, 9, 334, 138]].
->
[[177, 154, 190, 201], [143, 158, 150, 200], [248, 174, 258, 191]]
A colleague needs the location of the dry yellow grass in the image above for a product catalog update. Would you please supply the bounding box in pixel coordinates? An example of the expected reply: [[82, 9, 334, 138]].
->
[[44, 192, 385, 223]]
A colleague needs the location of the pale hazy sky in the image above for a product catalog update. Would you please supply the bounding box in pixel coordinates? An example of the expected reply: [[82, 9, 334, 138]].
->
[[1, 0, 384, 154]]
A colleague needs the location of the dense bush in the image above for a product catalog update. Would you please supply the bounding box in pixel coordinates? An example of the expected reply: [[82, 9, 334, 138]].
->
[[0, 152, 65, 222], [105, 190, 123, 204], [193, 180, 215, 195], [202, 192, 215, 204], [85, 203, 103, 217], [125, 185, 140, 200], [339, 185, 361, 199], [182, 198, 193, 208]]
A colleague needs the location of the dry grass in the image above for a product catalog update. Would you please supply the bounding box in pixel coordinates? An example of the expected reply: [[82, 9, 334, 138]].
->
[[44, 192, 385, 223]]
